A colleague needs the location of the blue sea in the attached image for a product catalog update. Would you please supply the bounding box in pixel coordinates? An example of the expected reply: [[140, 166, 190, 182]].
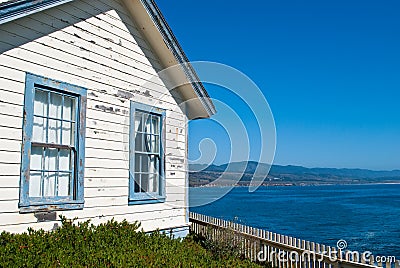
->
[[189, 184, 400, 258]]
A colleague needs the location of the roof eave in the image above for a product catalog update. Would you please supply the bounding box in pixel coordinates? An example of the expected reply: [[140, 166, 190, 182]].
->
[[141, 0, 216, 118], [123, 0, 216, 119], [0, 0, 74, 25]]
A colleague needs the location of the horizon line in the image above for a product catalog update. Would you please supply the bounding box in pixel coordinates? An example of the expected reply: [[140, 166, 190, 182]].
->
[[189, 161, 400, 172]]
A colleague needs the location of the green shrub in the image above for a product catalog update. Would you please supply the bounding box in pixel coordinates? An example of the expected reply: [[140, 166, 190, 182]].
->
[[0, 217, 262, 267], [189, 231, 241, 260], [189, 232, 272, 268]]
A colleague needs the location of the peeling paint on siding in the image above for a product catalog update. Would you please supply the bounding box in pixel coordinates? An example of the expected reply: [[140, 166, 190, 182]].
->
[[114, 90, 133, 100], [95, 104, 121, 114]]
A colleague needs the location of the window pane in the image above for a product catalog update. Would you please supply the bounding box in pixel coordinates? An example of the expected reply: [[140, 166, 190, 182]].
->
[[149, 174, 158, 193], [151, 135, 159, 154], [135, 133, 143, 152], [62, 122, 74, 146], [32, 116, 47, 142], [63, 96, 75, 121], [58, 173, 70, 196], [49, 92, 62, 119], [140, 174, 148, 192], [59, 149, 71, 171], [144, 114, 151, 133], [29, 172, 42, 197], [134, 174, 140, 193], [48, 119, 61, 144], [149, 155, 159, 174], [45, 148, 58, 171], [144, 134, 151, 152], [134, 112, 143, 132], [148, 173, 154, 193], [141, 154, 149, 173], [34, 89, 48, 117], [135, 154, 141, 172], [149, 174, 159, 193], [43, 172, 56, 197], [151, 116, 159, 134], [30, 146, 43, 170]]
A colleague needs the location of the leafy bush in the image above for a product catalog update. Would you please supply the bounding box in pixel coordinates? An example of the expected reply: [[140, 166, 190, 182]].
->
[[189, 231, 272, 268], [189, 230, 241, 260], [0, 217, 262, 267]]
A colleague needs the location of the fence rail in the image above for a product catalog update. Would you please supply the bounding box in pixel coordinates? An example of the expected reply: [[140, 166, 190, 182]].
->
[[189, 212, 398, 268]]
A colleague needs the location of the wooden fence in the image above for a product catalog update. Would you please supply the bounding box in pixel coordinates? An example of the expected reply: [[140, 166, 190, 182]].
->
[[189, 212, 398, 268]]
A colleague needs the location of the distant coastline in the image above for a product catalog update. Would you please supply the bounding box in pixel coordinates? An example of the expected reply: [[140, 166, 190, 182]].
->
[[190, 181, 400, 188], [189, 161, 400, 187]]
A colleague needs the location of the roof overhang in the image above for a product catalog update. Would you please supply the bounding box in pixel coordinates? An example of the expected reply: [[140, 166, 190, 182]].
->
[[123, 0, 216, 120], [0, 0, 216, 120], [0, 0, 74, 24]]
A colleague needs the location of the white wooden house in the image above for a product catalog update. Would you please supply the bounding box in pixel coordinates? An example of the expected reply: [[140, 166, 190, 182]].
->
[[0, 0, 215, 236]]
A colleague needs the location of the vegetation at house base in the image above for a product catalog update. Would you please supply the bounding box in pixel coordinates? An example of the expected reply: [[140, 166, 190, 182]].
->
[[190, 232, 271, 268], [0, 217, 263, 267]]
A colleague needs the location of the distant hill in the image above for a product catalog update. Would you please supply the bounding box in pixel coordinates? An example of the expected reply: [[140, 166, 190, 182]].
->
[[189, 161, 400, 187]]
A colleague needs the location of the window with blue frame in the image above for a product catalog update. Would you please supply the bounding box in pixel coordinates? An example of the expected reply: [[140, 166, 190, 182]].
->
[[129, 102, 165, 204], [20, 73, 87, 212]]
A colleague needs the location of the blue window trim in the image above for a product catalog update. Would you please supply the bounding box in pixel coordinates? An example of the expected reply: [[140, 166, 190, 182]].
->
[[19, 73, 87, 213], [129, 101, 166, 205]]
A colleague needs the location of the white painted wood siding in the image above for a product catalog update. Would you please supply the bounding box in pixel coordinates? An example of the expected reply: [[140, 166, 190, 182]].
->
[[0, 0, 189, 233]]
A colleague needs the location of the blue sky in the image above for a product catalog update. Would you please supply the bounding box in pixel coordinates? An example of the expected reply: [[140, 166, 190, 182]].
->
[[157, 0, 400, 170]]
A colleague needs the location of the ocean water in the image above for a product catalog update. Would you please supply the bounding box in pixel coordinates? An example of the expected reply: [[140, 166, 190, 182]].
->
[[189, 184, 400, 258]]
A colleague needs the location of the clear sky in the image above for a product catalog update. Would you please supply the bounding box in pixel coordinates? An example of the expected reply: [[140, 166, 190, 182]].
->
[[157, 0, 400, 170]]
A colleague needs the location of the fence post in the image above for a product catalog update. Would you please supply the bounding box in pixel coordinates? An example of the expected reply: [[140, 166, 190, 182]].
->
[[395, 260, 400, 268]]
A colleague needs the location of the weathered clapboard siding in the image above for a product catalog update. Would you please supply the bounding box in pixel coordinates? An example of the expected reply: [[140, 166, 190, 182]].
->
[[1, 1, 163, 69], [0, 207, 186, 230], [1, 214, 187, 234], [0, 183, 186, 202], [0, 21, 183, 102], [0, 0, 191, 233], [0, 60, 186, 125], [0, 65, 187, 131], [0, 206, 188, 228], [0, 111, 184, 149], [0, 5, 177, 99], [0, 126, 21, 140], [0, 176, 20, 188]]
